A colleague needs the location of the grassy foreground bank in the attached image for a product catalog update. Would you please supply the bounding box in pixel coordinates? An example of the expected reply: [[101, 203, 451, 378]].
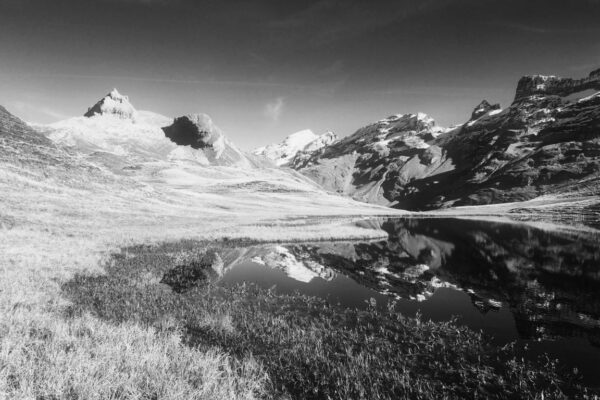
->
[[55, 241, 597, 399]]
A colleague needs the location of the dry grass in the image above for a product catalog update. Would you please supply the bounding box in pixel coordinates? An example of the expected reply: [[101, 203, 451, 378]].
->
[[0, 310, 266, 400], [0, 228, 271, 400]]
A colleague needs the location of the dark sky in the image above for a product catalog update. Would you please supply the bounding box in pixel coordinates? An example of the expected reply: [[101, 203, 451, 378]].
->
[[1, 0, 599, 149]]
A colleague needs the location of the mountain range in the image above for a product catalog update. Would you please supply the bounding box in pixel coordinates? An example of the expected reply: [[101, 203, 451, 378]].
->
[[2, 68, 599, 219], [257, 68, 600, 210]]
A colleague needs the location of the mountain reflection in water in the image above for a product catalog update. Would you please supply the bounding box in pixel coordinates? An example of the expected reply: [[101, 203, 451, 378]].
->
[[211, 218, 600, 385]]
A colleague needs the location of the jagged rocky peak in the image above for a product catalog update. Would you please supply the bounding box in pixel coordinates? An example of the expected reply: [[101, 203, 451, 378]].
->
[[514, 68, 600, 101], [162, 113, 225, 152], [84, 88, 138, 120], [470, 100, 501, 121]]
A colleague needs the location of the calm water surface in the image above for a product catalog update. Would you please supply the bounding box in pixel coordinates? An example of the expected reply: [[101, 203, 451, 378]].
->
[[215, 218, 600, 386]]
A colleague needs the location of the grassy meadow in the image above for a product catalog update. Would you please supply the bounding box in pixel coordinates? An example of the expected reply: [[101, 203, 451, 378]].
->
[[40, 240, 596, 400]]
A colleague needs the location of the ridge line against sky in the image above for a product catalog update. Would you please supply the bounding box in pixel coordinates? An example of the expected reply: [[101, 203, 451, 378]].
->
[[1, 0, 599, 149]]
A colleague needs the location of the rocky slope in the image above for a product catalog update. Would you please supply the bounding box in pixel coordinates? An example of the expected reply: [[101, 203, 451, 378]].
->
[[253, 129, 337, 167], [293, 113, 450, 205], [292, 69, 600, 210]]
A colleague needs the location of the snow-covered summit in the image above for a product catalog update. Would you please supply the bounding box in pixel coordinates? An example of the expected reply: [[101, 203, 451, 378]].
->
[[253, 129, 337, 167], [84, 88, 138, 121]]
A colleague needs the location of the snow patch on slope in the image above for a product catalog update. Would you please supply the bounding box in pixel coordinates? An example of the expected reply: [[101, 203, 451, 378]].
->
[[47, 112, 175, 159]]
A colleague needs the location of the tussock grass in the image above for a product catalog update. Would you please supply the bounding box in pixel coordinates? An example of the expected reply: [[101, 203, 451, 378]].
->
[[61, 241, 597, 400], [0, 309, 266, 400], [0, 231, 268, 400]]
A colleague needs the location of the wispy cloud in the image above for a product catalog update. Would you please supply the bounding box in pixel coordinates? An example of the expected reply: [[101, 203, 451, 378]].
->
[[264, 97, 284, 122]]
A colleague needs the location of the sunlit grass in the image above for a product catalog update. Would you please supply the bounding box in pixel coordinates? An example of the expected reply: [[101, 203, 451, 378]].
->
[[0, 231, 269, 400], [0, 308, 266, 400]]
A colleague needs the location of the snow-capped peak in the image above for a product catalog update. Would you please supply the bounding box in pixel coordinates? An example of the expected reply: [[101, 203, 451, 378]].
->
[[282, 129, 320, 148], [253, 129, 337, 167], [84, 88, 138, 121]]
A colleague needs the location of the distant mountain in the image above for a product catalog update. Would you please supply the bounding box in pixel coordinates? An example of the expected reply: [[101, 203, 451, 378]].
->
[[2, 92, 391, 243], [292, 69, 600, 210], [253, 129, 337, 167], [38, 89, 266, 169]]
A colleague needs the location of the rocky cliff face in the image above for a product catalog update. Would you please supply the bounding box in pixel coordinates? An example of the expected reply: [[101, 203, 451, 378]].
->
[[162, 113, 265, 168], [293, 69, 600, 210], [163, 114, 225, 152], [514, 69, 600, 101]]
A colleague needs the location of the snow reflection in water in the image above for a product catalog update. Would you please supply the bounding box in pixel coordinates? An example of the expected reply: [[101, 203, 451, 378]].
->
[[214, 218, 600, 386]]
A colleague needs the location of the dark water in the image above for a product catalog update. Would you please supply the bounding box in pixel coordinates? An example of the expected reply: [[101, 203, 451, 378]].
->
[[214, 218, 600, 386]]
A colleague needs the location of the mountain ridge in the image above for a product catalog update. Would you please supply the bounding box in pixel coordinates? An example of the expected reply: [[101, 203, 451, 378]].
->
[[287, 68, 600, 210], [4, 68, 600, 214]]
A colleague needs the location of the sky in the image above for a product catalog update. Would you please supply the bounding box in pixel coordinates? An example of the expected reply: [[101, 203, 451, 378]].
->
[[1, 0, 599, 150]]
